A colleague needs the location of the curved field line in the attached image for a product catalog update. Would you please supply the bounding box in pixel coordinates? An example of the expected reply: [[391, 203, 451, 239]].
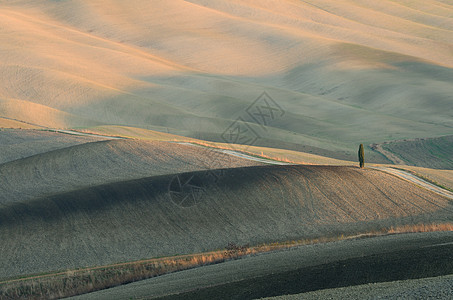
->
[[371, 167, 453, 200]]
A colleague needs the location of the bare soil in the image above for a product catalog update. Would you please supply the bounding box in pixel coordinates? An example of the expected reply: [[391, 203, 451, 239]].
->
[[68, 232, 453, 300], [0, 129, 102, 164], [0, 137, 262, 205], [1, 164, 452, 279]]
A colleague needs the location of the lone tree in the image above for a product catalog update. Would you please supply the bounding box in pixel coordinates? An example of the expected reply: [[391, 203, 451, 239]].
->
[[358, 144, 365, 168]]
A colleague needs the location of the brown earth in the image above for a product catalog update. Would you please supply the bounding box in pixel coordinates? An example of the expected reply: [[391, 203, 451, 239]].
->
[[1, 164, 452, 280], [68, 231, 453, 300]]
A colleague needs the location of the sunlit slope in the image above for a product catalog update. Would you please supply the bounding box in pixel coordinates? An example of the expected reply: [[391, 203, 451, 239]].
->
[[1, 0, 452, 159], [1, 165, 452, 279], [0, 118, 40, 129]]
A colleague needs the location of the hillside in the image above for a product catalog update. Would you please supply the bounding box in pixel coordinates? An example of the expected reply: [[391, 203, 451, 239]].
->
[[376, 135, 453, 170], [1, 165, 452, 279], [1, 0, 452, 161], [0, 117, 41, 129], [0, 129, 103, 164], [396, 166, 453, 192], [1, 1, 452, 297], [72, 232, 453, 300], [268, 274, 453, 300], [0, 136, 262, 205]]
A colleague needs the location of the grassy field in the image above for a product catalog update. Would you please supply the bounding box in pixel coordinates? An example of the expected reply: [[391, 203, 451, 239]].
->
[[65, 125, 361, 165], [157, 241, 453, 300], [61, 126, 453, 193], [1, 129, 452, 299], [0, 132, 263, 205], [0, 117, 41, 129], [0, 250, 232, 299]]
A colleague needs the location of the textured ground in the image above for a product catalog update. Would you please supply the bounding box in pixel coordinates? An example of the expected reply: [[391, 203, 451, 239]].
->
[[68, 232, 453, 299], [377, 135, 453, 169], [396, 166, 453, 192], [268, 274, 453, 300], [0, 131, 262, 205], [1, 1, 452, 297], [1, 0, 452, 160], [0, 129, 103, 164], [1, 162, 452, 279]]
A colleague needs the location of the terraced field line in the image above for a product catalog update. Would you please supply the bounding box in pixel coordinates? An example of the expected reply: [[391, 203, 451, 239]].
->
[[214, 149, 291, 165], [55, 130, 124, 140], [372, 167, 453, 200]]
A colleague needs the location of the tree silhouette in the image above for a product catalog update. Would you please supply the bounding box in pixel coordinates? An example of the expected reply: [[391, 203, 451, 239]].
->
[[358, 144, 365, 168]]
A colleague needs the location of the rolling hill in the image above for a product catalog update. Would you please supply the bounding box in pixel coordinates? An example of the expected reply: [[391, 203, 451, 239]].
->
[[0, 133, 262, 205], [376, 135, 453, 170], [1, 164, 452, 280], [1, 0, 452, 161], [0, 129, 103, 164], [1, 1, 452, 298]]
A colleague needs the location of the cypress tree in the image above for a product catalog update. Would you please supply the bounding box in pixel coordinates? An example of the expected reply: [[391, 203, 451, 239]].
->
[[358, 144, 365, 168]]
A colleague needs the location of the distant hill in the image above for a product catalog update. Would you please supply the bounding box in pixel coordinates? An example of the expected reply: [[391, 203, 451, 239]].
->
[[1, 0, 452, 161], [375, 135, 453, 170]]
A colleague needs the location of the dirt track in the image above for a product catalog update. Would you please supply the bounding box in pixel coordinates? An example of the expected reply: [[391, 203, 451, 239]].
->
[[372, 167, 453, 200], [55, 129, 124, 140]]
